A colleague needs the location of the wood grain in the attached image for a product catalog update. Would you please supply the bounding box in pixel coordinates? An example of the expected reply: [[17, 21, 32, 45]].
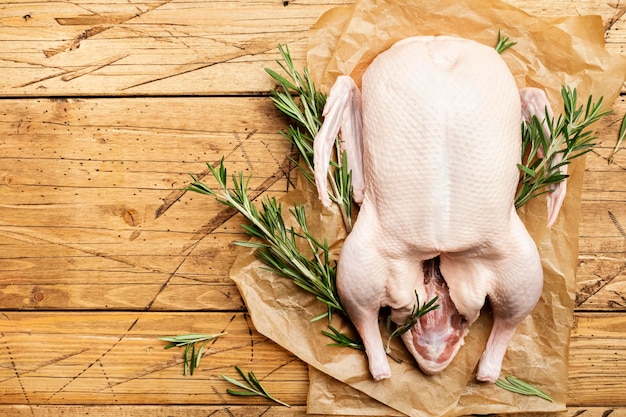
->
[[2, 98, 626, 312], [0, 0, 624, 97], [0, 312, 308, 405], [0, 312, 624, 406], [0, 406, 625, 417], [0, 97, 297, 311], [1, 0, 625, 415]]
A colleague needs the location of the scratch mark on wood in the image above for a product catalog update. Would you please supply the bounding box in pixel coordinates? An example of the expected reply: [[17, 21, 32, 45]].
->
[[608, 209, 626, 239], [155, 136, 251, 219], [14, 69, 73, 89], [96, 352, 180, 390], [2, 338, 30, 405], [261, 357, 300, 380], [61, 54, 129, 82], [0, 228, 165, 277], [608, 289, 626, 308], [122, 61, 220, 91], [97, 359, 114, 393], [46, 315, 142, 401], [576, 264, 626, 307], [121, 41, 296, 91], [139, 232, 193, 312], [127, 317, 140, 332], [261, 139, 298, 191], [223, 314, 238, 334], [0, 348, 89, 384], [606, 1, 626, 32], [187, 151, 296, 242], [44, 0, 172, 58], [234, 130, 257, 171], [258, 406, 272, 417], [243, 313, 255, 363], [206, 403, 221, 416], [15, 55, 128, 88], [98, 339, 266, 391], [210, 386, 235, 415], [44, 26, 110, 58], [602, 410, 615, 417]]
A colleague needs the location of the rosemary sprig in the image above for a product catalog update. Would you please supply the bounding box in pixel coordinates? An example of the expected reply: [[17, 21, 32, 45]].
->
[[187, 158, 344, 322], [266, 44, 354, 231], [495, 375, 554, 402], [159, 332, 226, 375], [609, 112, 626, 164], [515, 86, 611, 208], [495, 31, 516, 54], [321, 325, 365, 350], [385, 291, 439, 354], [222, 366, 291, 407]]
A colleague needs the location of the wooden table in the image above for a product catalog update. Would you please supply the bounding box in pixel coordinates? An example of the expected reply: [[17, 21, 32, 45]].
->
[[1, 1, 625, 415]]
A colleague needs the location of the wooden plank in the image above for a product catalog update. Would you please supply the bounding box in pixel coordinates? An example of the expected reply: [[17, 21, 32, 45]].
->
[[0, 406, 625, 417], [569, 313, 626, 406], [0, 312, 307, 405], [576, 100, 626, 311], [0, 406, 318, 417], [0, 0, 624, 97], [2, 96, 626, 311], [0, 0, 341, 96], [1, 0, 625, 413], [0, 96, 297, 311], [0, 311, 624, 407]]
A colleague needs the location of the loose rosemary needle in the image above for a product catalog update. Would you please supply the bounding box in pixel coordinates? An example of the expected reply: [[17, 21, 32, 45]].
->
[[385, 291, 439, 354], [495, 376, 554, 402], [609, 112, 626, 163], [159, 332, 226, 376], [222, 366, 291, 407], [321, 325, 364, 350], [495, 31, 517, 54]]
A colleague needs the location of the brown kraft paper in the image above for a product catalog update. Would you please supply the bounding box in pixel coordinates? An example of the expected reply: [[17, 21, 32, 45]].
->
[[230, 0, 626, 415]]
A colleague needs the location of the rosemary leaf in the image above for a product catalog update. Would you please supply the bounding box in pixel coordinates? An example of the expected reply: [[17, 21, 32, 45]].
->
[[187, 159, 345, 322], [265, 44, 353, 232], [159, 332, 226, 376], [515, 86, 611, 209], [321, 325, 365, 350], [222, 366, 291, 407], [609, 112, 626, 164], [495, 376, 553, 402], [385, 292, 439, 353], [495, 31, 516, 54]]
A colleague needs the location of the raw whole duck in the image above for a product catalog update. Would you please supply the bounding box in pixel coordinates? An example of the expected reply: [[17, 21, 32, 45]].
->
[[313, 36, 562, 382]]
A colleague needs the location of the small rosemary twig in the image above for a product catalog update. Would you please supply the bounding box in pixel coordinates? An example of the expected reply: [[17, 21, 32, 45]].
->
[[266, 44, 354, 232], [187, 158, 344, 322], [495, 31, 517, 54], [495, 375, 553, 402], [608, 112, 626, 164], [222, 366, 291, 407], [385, 291, 439, 354], [515, 86, 612, 208], [159, 333, 226, 375], [321, 325, 364, 350]]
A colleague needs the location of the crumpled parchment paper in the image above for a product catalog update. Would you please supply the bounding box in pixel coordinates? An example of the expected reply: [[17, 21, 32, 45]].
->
[[230, 0, 626, 415]]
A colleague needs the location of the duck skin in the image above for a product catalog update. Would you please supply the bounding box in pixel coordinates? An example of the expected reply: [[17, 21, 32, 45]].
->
[[313, 36, 562, 382]]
